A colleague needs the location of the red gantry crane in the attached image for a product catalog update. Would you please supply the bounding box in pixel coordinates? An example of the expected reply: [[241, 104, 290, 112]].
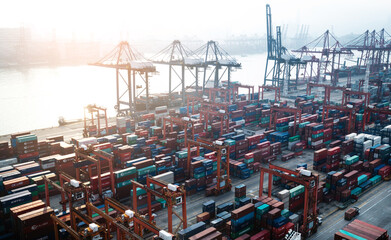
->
[[259, 85, 281, 102], [199, 108, 230, 137], [131, 177, 187, 234], [187, 138, 231, 196], [342, 89, 371, 106], [163, 116, 195, 145], [306, 83, 346, 105], [363, 106, 391, 130], [259, 164, 319, 238], [322, 105, 356, 133], [232, 83, 255, 101], [269, 106, 302, 135], [83, 104, 109, 138], [74, 147, 116, 197]]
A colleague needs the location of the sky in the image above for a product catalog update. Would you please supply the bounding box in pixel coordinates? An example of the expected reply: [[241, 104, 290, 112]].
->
[[0, 0, 390, 42]]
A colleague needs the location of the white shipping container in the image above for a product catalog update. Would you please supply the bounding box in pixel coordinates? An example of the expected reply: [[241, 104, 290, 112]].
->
[[0, 158, 18, 168]]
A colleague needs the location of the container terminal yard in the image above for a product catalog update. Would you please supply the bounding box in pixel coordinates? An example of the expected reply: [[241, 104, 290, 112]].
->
[[1, 3, 391, 240]]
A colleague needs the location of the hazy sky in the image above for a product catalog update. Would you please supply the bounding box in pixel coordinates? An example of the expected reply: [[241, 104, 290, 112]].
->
[[1, 0, 390, 41]]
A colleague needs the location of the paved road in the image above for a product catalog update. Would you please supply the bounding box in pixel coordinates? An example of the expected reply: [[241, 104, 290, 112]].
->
[[311, 181, 391, 239]]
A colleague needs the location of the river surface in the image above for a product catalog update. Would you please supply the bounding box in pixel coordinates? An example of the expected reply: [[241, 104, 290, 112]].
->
[[0, 53, 267, 135]]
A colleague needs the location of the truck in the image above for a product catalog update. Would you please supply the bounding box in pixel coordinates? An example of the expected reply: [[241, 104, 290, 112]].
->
[[344, 207, 360, 221]]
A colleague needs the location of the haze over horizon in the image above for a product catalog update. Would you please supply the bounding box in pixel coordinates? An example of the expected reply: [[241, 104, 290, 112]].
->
[[1, 0, 390, 43]]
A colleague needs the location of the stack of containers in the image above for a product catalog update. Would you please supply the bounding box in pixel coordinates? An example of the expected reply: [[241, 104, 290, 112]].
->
[[14, 134, 39, 163], [288, 135, 300, 151], [270, 142, 282, 156], [230, 203, 254, 239], [260, 109, 271, 128], [310, 124, 324, 150], [224, 139, 236, 160], [244, 153, 254, 173], [257, 141, 271, 163], [37, 140, 51, 158], [185, 179, 197, 196], [276, 189, 290, 209], [177, 222, 206, 240], [134, 159, 156, 184], [115, 145, 133, 167], [335, 219, 389, 240], [234, 184, 246, 206], [268, 132, 289, 150], [0, 141, 10, 160], [234, 136, 248, 160], [114, 167, 136, 200], [327, 147, 341, 172], [355, 113, 364, 130], [247, 135, 261, 150], [31, 172, 58, 198], [276, 117, 289, 132], [244, 105, 257, 125], [313, 148, 327, 172], [175, 151, 188, 170], [90, 172, 112, 195], [289, 185, 305, 212], [323, 128, 333, 146], [190, 158, 206, 191], [202, 200, 216, 219], [54, 153, 76, 177], [12, 203, 54, 240]]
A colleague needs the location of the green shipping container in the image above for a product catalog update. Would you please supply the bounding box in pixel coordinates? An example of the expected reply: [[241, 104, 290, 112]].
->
[[345, 155, 359, 165], [350, 187, 362, 196], [339, 230, 367, 240], [256, 204, 270, 217], [281, 209, 290, 218], [369, 175, 381, 184], [115, 167, 137, 179], [137, 165, 156, 176], [290, 185, 305, 198], [116, 179, 133, 188], [357, 175, 367, 185], [231, 225, 253, 239], [289, 135, 300, 142], [176, 151, 187, 159], [194, 172, 205, 179]]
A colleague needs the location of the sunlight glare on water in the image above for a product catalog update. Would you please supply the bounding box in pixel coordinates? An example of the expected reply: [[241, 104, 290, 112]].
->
[[0, 53, 266, 135]]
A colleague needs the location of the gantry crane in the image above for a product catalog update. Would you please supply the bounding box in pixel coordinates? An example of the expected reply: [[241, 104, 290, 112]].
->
[[258, 85, 281, 102], [187, 138, 231, 195], [43, 171, 89, 213], [131, 177, 187, 234], [259, 164, 319, 238], [199, 108, 230, 137], [150, 40, 203, 105], [74, 147, 116, 197], [193, 40, 241, 92], [52, 206, 107, 240], [306, 83, 346, 105], [269, 106, 302, 135], [186, 95, 229, 115], [83, 104, 109, 138], [163, 116, 195, 145], [204, 87, 232, 103], [342, 89, 370, 106], [87, 197, 175, 240], [322, 105, 356, 133], [91, 41, 156, 114], [363, 106, 391, 130], [231, 83, 255, 101], [293, 30, 353, 85]]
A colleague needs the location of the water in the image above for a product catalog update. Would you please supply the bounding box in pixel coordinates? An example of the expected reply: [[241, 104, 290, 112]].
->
[[0, 53, 267, 135]]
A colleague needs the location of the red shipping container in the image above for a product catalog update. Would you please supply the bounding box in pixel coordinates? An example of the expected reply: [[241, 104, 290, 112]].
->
[[378, 166, 391, 179], [250, 230, 270, 240]]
